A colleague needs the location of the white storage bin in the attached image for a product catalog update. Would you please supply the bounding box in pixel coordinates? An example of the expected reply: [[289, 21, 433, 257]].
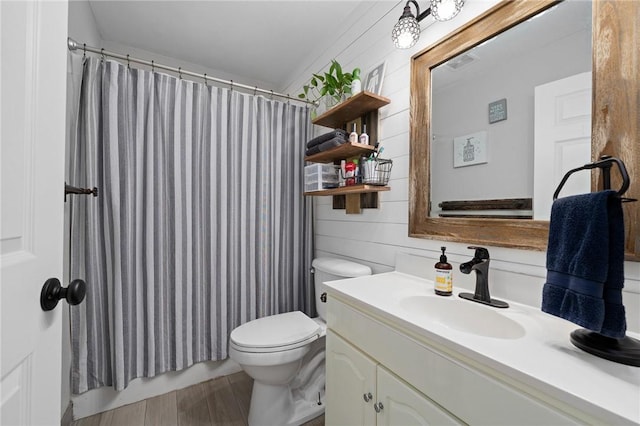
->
[[305, 163, 339, 192]]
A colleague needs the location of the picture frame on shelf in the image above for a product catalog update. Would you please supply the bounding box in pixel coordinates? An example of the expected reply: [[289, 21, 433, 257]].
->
[[364, 62, 386, 95]]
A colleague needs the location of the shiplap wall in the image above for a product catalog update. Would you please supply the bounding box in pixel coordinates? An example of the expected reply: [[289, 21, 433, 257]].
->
[[282, 0, 640, 330]]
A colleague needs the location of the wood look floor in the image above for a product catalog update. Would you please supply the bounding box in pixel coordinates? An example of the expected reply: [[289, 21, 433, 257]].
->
[[71, 371, 325, 426]]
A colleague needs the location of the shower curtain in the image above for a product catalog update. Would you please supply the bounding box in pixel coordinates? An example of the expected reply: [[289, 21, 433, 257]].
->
[[69, 57, 313, 393]]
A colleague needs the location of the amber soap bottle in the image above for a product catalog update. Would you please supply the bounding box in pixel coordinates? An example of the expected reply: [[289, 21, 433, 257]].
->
[[434, 246, 453, 296]]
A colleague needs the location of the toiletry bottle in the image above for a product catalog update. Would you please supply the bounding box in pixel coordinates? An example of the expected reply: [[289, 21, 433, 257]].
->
[[359, 154, 368, 182], [345, 160, 356, 186], [339, 160, 346, 187], [354, 159, 359, 183], [359, 124, 369, 145], [434, 246, 453, 296], [349, 124, 358, 143]]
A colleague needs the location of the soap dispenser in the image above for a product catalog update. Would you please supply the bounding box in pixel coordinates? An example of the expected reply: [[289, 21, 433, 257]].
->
[[434, 246, 453, 296]]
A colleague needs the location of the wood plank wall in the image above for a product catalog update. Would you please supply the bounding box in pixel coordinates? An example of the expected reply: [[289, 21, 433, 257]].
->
[[283, 1, 640, 320]]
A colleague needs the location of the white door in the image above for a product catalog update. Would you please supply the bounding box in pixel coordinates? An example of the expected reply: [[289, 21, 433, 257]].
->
[[325, 330, 377, 425], [1, 1, 69, 424], [533, 72, 592, 219], [376, 366, 461, 426]]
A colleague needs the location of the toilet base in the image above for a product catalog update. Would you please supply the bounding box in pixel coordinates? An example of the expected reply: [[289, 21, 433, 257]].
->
[[247, 381, 325, 426], [287, 399, 325, 426]]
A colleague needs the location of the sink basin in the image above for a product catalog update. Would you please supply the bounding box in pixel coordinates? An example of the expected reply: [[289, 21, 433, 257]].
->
[[398, 295, 526, 339]]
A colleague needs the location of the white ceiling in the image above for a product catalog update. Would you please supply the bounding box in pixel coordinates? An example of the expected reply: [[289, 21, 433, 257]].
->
[[87, 0, 370, 91], [433, 0, 592, 90]]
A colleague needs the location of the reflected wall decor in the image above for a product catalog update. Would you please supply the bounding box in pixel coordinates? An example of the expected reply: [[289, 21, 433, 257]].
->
[[453, 131, 487, 168]]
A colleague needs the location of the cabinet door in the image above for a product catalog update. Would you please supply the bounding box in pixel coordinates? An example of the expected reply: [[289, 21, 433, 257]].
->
[[376, 366, 463, 426], [326, 330, 377, 426]]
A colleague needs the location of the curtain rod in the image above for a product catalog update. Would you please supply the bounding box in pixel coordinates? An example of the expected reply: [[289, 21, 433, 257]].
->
[[67, 38, 314, 106]]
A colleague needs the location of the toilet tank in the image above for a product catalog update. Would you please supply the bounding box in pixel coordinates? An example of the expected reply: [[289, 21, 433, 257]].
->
[[312, 257, 372, 321]]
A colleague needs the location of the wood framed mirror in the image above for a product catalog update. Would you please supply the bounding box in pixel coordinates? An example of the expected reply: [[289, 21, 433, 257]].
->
[[410, 0, 639, 260]]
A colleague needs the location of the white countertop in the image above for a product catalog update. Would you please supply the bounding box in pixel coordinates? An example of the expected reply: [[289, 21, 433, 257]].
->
[[325, 271, 640, 425]]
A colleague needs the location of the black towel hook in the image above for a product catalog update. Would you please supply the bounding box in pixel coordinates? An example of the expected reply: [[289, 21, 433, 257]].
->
[[553, 156, 636, 202], [64, 182, 98, 202]]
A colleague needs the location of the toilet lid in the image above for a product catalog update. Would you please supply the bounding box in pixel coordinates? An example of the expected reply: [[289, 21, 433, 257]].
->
[[230, 311, 321, 350]]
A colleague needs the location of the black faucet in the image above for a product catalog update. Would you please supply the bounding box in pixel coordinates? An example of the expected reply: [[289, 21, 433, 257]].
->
[[459, 246, 508, 308]]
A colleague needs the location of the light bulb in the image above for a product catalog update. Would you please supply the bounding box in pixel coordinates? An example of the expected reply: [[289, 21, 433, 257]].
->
[[392, 16, 420, 49], [430, 0, 464, 21]]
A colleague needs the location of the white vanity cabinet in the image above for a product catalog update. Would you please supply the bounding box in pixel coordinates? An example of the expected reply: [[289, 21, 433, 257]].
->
[[325, 329, 377, 425], [377, 364, 462, 426], [326, 329, 461, 425], [326, 296, 586, 426]]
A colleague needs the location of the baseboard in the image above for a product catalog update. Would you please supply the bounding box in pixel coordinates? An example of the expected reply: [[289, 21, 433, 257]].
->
[[60, 402, 73, 426], [72, 358, 241, 420]]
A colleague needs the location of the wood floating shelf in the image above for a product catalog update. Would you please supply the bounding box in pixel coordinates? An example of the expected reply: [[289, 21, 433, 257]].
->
[[312, 91, 390, 129], [304, 184, 390, 197], [304, 142, 375, 163], [305, 91, 391, 214], [305, 185, 391, 214]]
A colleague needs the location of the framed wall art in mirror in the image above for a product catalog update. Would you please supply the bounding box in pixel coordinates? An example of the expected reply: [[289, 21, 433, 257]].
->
[[409, 0, 639, 260]]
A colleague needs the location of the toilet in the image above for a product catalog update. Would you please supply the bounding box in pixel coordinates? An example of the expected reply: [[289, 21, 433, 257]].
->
[[229, 257, 372, 426]]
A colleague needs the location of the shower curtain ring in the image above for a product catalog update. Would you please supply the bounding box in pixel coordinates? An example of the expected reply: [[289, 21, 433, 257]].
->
[[230, 80, 233, 91], [126, 54, 130, 69], [100, 48, 105, 62], [204, 73, 208, 86], [270, 90, 274, 99], [151, 60, 155, 73], [254, 86, 257, 96], [83, 43, 86, 59], [178, 67, 182, 79]]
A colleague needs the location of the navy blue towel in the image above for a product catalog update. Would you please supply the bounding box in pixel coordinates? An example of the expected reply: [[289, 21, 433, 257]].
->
[[305, 136, 347, 156], [305, 129, 347, 149], [541, 190, 626, 338]]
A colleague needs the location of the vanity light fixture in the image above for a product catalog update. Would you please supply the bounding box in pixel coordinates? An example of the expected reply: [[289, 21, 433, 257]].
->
[[392, 0, 465, 49]]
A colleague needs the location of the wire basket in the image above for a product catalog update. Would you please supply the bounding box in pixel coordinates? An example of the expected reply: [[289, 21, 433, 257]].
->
[[339, 158, 392, 186], [363, 158, 392, 185]]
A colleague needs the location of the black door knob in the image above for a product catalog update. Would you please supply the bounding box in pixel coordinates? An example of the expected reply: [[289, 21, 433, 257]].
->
[[40, 278, 86, 311]]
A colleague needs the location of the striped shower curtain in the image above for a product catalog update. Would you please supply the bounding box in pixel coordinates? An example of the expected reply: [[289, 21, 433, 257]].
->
[[69, 57, 313, 393]]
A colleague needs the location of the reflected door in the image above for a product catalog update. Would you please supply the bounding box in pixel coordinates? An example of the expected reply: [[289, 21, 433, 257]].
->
[[533, 72, 592, 219]]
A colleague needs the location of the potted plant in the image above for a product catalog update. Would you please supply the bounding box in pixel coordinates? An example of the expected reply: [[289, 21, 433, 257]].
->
[[298, 60, 361, 111]]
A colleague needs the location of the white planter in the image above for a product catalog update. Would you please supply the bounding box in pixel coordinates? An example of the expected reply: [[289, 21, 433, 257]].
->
[[351, 79, 362, 95]]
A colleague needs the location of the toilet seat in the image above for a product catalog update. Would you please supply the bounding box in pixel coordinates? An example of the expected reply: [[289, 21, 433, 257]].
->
[[230, 311, 321, 353]]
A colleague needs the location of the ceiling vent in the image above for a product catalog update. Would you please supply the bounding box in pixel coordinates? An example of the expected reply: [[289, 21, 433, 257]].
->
[[445, 53, 477, 70]]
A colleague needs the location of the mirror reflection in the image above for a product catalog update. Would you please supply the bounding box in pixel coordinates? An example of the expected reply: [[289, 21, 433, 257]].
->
[[430, 0, 592, 220]]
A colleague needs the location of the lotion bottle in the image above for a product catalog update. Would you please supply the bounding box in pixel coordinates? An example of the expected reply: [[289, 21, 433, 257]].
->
[[359, 124, 369, 145], [349, 123, 358, 143], [434, 246, 453, 296]]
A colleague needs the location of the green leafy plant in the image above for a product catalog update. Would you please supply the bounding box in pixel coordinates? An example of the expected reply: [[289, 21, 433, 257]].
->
[[298, 60, 361, 106]]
